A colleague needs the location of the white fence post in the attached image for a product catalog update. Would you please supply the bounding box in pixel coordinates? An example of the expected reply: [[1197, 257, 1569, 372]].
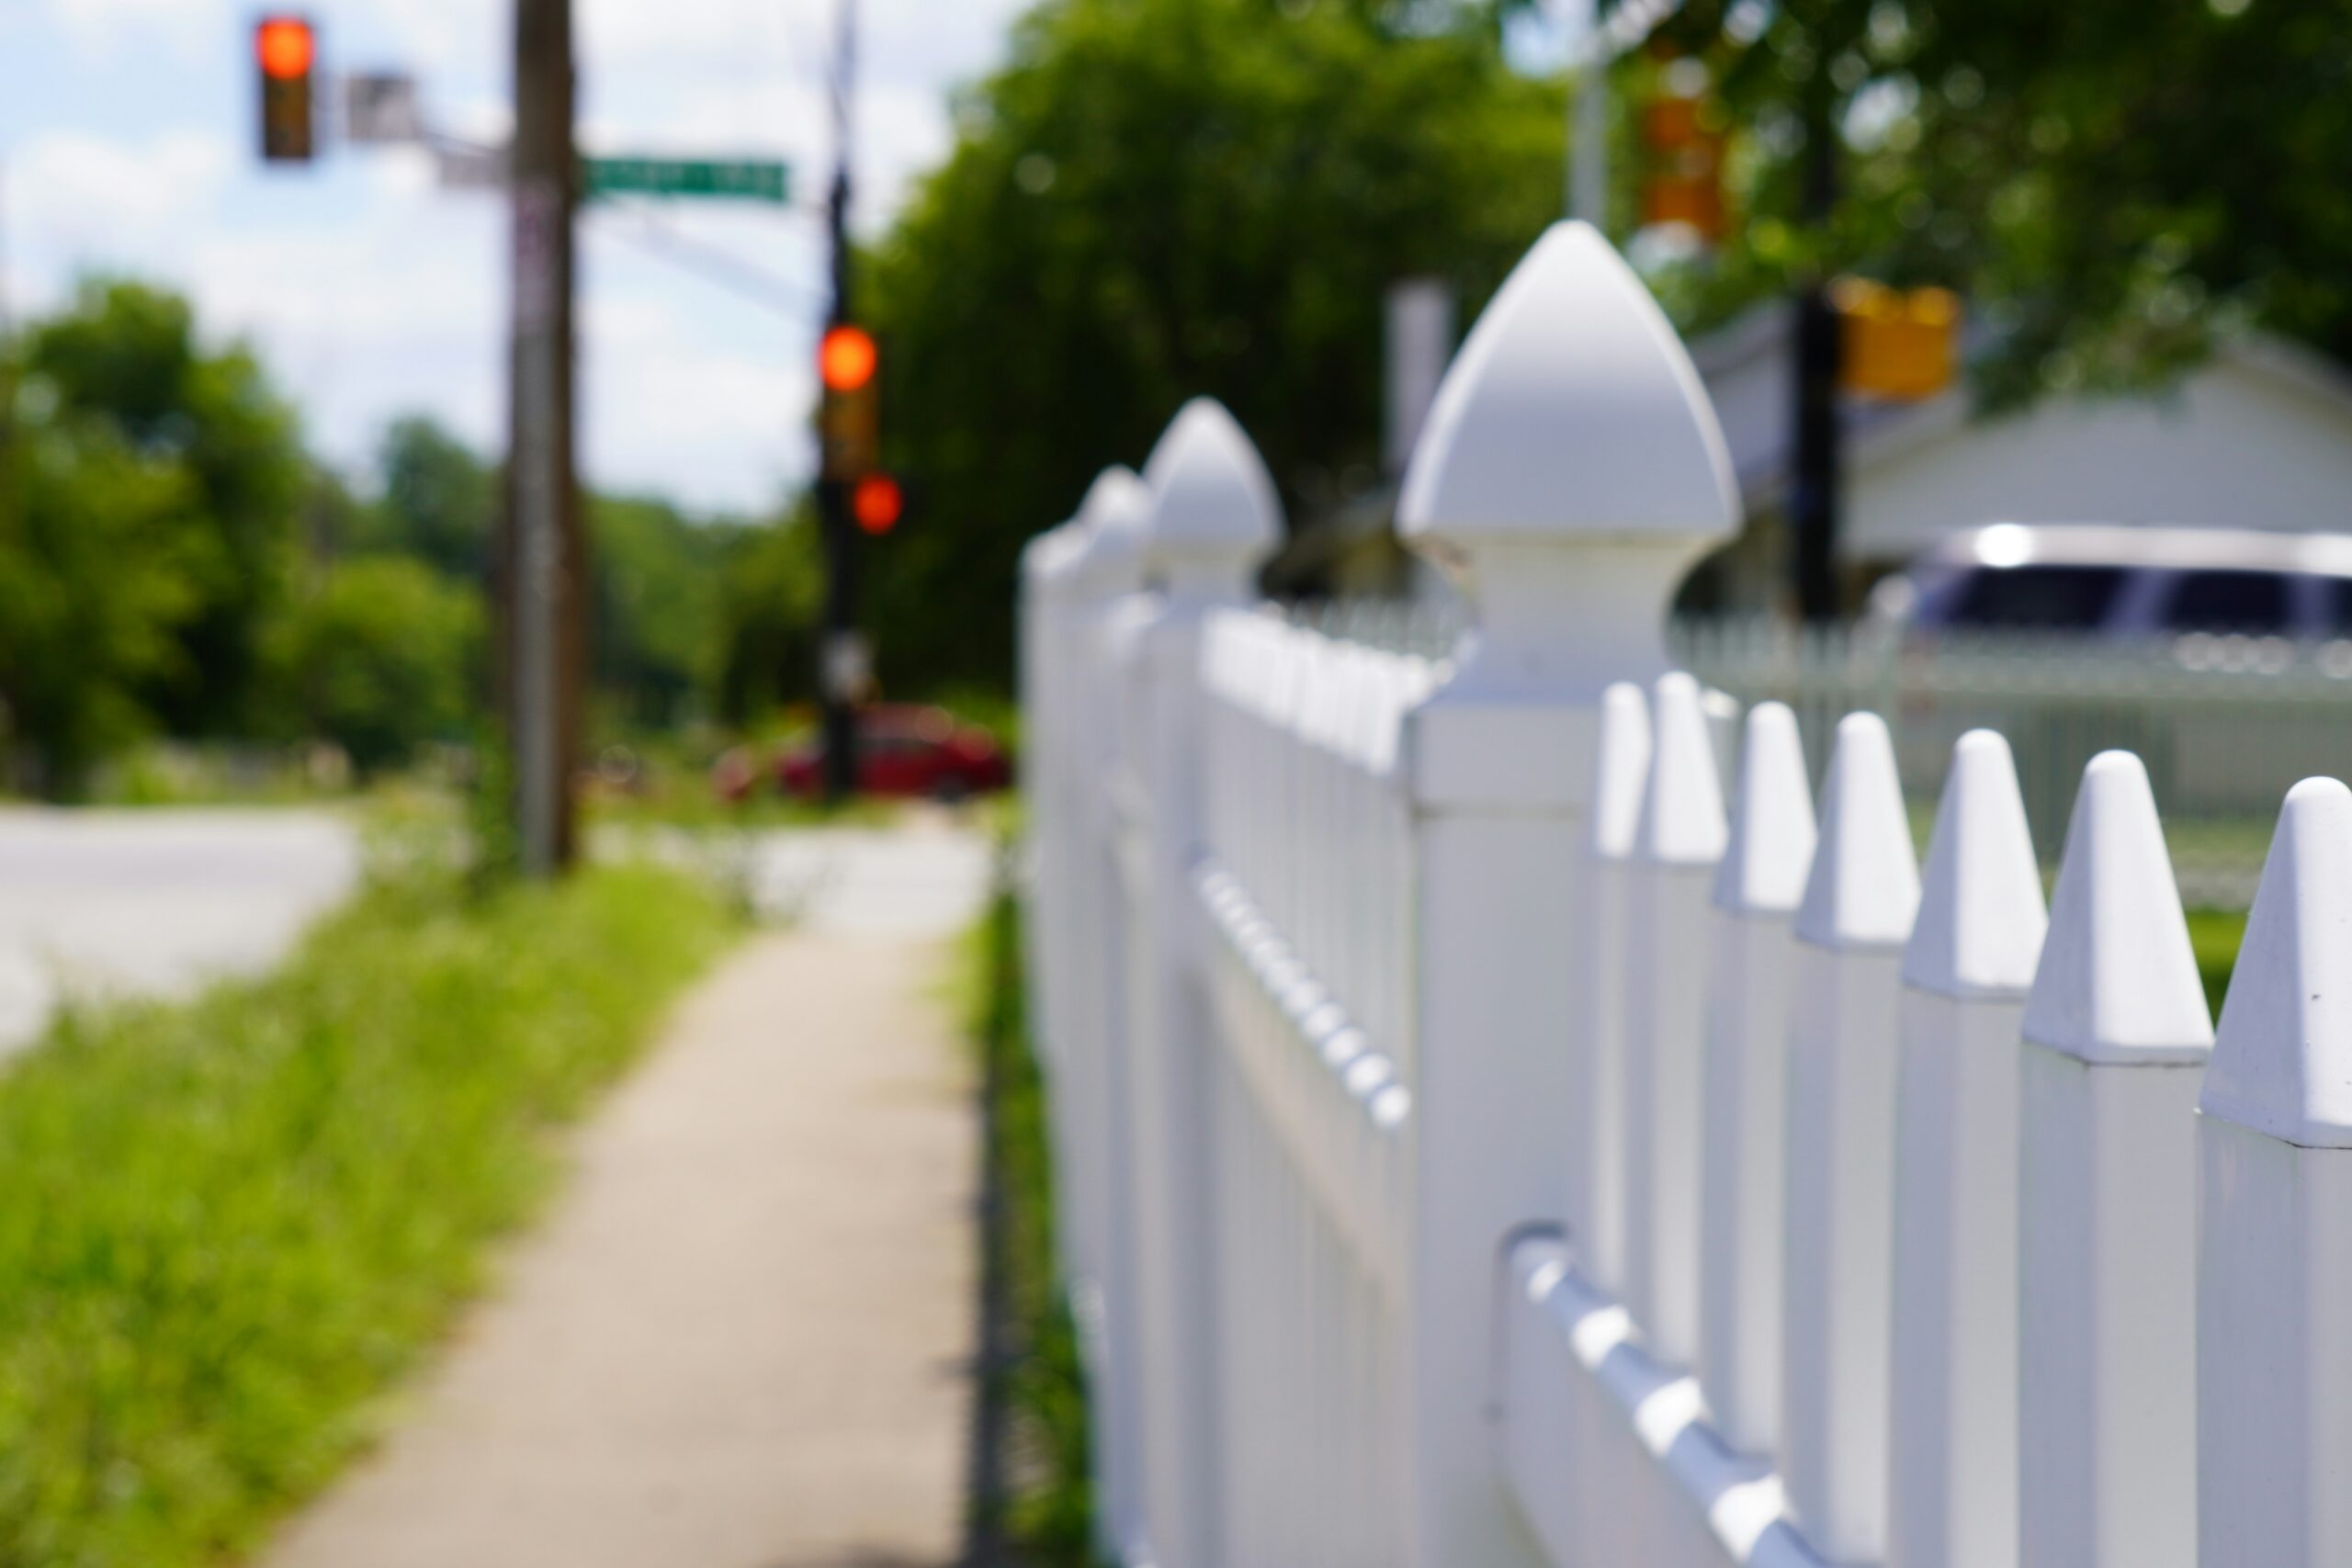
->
[[2018, 750, 2211, 1568], [1886, 730, 2047, 1568], [1623, 671, 1729, 1368], [1698, 700, 1816, 1459], [1119, 400, 1280, 1568], [1394, 219, 1736, 1566], [2196, 776, 2352, 1568], [1781, 710, 1919, 1562]]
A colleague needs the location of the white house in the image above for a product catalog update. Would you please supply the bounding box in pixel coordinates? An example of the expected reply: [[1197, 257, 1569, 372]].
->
[[1691, 303, 2352, 609]]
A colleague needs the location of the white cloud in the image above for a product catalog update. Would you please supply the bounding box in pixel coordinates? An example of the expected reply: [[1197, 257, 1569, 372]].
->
[[40, 0, 229, 61], [12, 127, 232, 238], [7, 0, 1027, 511]]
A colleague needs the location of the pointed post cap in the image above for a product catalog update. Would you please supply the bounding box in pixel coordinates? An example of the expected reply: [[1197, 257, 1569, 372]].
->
[[1637, 672, 1728, 867], [2022, 751, 2212, 1064], [1140, 399, 1283, 587], [1589, 681, 1652, 861], [1022, 520, 1085, 587], [1390, 221, 1737, 703], [1794, 711, 1920, 953], [1713, 701, 1815, 916], [2201, 777, 2352, 1145], [1396, 220, 1736, 544], [1064, 464, 1151, 592], [1902, 730, 2049, 998]]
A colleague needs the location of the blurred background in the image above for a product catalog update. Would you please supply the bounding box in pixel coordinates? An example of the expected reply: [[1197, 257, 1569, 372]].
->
[[3, 0, 2348, 891]]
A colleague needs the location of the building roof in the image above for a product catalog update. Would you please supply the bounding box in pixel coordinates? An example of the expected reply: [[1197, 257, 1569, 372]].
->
[[1693, 301, 2352, 517]]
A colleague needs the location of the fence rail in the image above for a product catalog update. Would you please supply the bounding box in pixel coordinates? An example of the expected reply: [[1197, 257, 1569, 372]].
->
[[1023, 220, 2345, 1568]]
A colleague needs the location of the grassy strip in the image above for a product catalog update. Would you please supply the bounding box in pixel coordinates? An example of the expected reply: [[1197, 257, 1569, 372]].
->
[[2187, 908, 2248, 1021], [0, 859, 736, 1568], [967, 885, 1096, 1564]]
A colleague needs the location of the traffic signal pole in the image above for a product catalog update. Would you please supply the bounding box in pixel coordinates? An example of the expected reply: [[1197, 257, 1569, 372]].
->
[[503, 0, 583, 874], [1790, 84, 1843, 623], [817, 0, 860, 806]]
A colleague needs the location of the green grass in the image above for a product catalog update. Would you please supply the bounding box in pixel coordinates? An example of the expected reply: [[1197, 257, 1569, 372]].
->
[[2187, 908, 2249, 1021], [0, 857, 737, 1568], [966, 884, 1095, 1565]]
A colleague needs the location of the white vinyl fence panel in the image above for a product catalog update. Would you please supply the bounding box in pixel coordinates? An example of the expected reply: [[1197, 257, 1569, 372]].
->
[[1022, 219, 2352, 1568]]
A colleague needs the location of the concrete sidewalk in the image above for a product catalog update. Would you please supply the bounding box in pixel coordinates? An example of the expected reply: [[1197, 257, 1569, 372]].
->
[[262, 835, 988, 1568]]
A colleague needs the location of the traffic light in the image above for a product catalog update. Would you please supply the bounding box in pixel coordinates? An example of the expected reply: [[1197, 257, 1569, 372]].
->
[[852, 472, 904, 535], [1834, 278, 1962, 400], [255, 15, 317, 164], [1640, 69, 1727, 244], [818, 322, 880, 482]]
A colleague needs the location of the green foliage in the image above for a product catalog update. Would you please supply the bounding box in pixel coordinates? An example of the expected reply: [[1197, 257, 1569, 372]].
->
[[863, 0, 1567, 691], [21, 279, 306, 735], [590, 494, 742, 728], [0, 383, 201, 795], [276, 557, 483, 773], [712, 510, 827, 724], [0, 858, 734, 1568], [967, 883, 1094, 1562], [349, 416, 498, 580], [1629, 0, 2352, 404]]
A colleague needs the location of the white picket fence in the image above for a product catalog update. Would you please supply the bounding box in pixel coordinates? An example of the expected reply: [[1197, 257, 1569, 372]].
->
[[1020, 220, 2349, 1568]]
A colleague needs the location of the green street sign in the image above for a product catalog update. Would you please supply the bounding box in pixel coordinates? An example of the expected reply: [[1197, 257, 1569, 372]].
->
[[583, 156, 790, 204]]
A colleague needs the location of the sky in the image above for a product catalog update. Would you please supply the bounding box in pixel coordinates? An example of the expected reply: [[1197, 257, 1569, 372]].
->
[[0, 0, 1035, 514]]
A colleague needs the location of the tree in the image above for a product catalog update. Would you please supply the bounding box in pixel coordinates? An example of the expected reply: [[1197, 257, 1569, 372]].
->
[[0, 384, 200, 795], [277, 556, 481, 774], [711, 511, 827, 727], [357, 416, 499, 579], [862, 0, 1566, 691], [22, 280, 305, 734], [1623, 0, 2352, 406], [590, 494, 739, 730]]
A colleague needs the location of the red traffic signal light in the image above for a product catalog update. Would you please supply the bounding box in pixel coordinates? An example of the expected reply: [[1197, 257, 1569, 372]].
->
[[819, 324, 877, 393], [255, 16, 317, 163], [256, 16, 314, 78], [853, 473, 904, 535]]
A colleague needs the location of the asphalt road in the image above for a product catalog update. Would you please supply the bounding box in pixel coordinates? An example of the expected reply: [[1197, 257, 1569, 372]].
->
[[0, 807, 363, 1056], [0, 807, 997, 1061]]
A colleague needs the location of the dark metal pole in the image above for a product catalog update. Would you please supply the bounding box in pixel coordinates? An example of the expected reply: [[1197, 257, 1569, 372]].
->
[[503, 0, 582, 872], [817, 0, 860, 806], [1790, 86, 1842, 623]]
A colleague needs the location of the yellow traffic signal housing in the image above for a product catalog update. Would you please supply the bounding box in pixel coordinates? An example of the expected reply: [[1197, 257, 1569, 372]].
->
[[256, 16, 317, 164], [1835, 277, 1962, 400], [819, 324, 882, 481], [820, 379, 879, 483]]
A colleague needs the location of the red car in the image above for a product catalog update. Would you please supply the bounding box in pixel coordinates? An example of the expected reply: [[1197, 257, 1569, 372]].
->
[[718, 705, 1012, 803]]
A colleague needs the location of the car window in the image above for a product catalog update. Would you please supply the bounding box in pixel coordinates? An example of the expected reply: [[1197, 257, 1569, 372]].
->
[[1940, 564, 2131, 631], [2160, 569, 2293, 633], [2324, 579, 2352, 636]]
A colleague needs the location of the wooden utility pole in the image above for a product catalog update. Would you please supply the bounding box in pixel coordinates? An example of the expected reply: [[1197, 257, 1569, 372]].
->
[[503, 0, 584, 874]]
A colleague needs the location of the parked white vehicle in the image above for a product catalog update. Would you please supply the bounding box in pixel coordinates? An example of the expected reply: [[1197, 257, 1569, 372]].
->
[[1868, 522, 2352, 640]]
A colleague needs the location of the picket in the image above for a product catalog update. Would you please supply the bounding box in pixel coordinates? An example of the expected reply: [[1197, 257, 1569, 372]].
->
[[1623, 671, 1729, 1368], [1567, 682, 1651, 1300], [1019, 216, 2349, 1568], [1781, 711, 1919, 1562], [1885, 730, 2047, 1568], [1696, 700, 1815, 1461], [2018, 750, 2211, 1568], [2196, 777, 2352, 1568]]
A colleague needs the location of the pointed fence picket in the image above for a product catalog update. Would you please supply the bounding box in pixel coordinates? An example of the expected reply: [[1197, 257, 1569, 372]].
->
[[1018, 218, 2352, 1568]]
